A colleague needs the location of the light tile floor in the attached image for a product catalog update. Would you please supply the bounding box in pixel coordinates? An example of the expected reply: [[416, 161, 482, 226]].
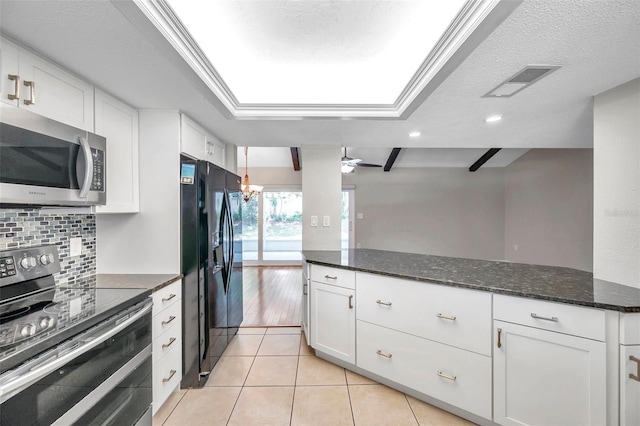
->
[[153, 327, 475, 426]]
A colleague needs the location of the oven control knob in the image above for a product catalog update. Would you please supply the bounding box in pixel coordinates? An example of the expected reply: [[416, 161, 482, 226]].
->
[[39, 254, 54, 265], [20, 256, 37, 270], [40, 317, 54, 329], [20, 325, 35, 337]]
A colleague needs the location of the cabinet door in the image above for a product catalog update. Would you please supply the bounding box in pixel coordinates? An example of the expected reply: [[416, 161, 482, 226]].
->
[[621, 345, 640, 426], [205, 136, 226, 168], [494, 321, 606, 426], [181, 114, 206, 160], [18, 48, 94, 130], [94, 89, 139, 213], [310, 281, 355, 364], [0, 37, 19, 107], [301, 261, 310, 340]]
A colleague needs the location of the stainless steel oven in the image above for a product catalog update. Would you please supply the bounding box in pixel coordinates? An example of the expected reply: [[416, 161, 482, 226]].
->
[[0, 246, 152, 426], [0, 103, 106, 206]]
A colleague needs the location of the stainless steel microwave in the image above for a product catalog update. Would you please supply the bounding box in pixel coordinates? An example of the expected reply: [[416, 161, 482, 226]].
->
[[0, 104, 106, 206]]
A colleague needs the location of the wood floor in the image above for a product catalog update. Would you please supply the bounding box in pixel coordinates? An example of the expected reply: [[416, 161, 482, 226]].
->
[[242, 266, 302, 327]]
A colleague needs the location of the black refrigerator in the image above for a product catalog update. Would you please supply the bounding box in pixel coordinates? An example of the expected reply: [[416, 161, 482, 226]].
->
[[180, 155, 243, 388]]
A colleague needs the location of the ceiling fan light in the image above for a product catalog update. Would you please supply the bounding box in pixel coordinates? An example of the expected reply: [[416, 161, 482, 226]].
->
[[341, 164, 355, 174]]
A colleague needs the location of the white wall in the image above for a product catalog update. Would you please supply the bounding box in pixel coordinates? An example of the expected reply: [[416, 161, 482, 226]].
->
[[593, 78, 640, 288], [238, 167, 302, 187], [301, 145, 342, 250], [96, 110, 181, 274], [504, 149, 593, 271], [342, 167, 506, 260]]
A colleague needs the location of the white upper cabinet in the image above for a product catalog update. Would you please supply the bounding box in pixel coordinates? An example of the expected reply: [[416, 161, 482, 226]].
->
[[181, 113, 226, 168], [94, 89, 140, 214], [0, 36, 94, 131]]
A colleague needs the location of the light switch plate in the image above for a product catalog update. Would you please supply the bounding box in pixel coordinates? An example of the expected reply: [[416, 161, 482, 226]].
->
[[323, 216, 330, 227], [357, 213, 364, 219], [70, 237, 82, 257], [310, 216, 318, 227]]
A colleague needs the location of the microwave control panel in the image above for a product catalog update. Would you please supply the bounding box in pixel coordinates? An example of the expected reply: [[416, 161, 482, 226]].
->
[[90, 148, 105, 192]]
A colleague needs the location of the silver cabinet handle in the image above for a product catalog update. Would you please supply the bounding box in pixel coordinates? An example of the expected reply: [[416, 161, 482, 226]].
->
[[162, 337, 176, 349], [303, 283, 308, 296], [7, 74, 20, 100], [324, 275, 337, 280], [162, 369, 177, 383], [437, 371, 457, 381], [162, 293, 177, 302], [497, 328, 502, 348], [531, 313, 558, 322], [630, 356, 640, 382], [376, 349, 392, 359], [376, 300, 392, 307], [348, 295, 353, 309], [23, 80, 35, 105], [162, 315, 176, 326], [76, 136, 93, 198], [436, 313, 456, 321]]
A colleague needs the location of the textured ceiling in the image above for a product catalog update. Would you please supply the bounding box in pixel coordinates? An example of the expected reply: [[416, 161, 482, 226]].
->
[[0, 0, 639, 167]]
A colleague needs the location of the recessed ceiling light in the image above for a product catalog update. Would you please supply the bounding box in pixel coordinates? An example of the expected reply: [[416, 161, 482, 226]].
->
[[485, 115, 503, 123], [409, 131, 421, 137]]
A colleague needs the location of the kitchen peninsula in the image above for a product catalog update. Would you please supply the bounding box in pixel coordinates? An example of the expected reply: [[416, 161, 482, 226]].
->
[[302, 249, 640, 426]]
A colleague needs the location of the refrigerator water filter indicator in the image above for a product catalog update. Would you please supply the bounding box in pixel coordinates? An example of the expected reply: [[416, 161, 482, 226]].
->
[[181, 163, 196, 184]]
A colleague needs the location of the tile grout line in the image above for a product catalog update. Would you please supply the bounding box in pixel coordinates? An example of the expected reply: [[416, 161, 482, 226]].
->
[[158, 388, 189, 426], [288, 334, 302, 425], [225, 333, 263, 426], [345, 369, 357, 426], [404, 393, 421, 426]]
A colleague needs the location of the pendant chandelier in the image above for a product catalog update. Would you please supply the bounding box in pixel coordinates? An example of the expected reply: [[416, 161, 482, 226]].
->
[[241, 146, 263, 202]]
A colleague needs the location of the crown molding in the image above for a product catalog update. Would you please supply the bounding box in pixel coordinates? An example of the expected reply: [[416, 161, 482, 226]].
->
[[133, 0, 516, 119]]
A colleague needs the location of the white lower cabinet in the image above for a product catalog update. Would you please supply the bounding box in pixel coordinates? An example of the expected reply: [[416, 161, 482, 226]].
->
[[493, 320, 607, 426], [620, 313, 640, 426], [310, 281, 355, 364], [357, 320, 491, 419], [151, 280, 182, 415], [301, 261, 310, 340]]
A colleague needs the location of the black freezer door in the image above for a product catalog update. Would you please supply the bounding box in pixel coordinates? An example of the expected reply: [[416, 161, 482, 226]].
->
[[226, 171, 244, 338]]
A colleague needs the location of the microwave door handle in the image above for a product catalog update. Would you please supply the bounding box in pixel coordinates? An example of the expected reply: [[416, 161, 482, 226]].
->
[[77, 136, 93, 198]]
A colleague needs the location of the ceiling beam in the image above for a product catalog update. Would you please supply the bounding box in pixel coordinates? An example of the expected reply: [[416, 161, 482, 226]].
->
[[290, 147, 301, 171], [383, 148, 402, 172], [469, 148, 501, 172]]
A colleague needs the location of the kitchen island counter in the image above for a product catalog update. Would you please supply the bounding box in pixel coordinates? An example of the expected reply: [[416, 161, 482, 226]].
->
[[302, 249, 640, 312]]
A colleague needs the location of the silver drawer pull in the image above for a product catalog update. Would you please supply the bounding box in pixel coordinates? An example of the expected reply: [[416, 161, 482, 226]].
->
[[437, 371, 457, 381], [324, 275, 337, 280], [162, 294, 177, 302], [23, 80, 35, 105], [530, 313, 558, 322], [630, 356, 640, 382], [436, 313, 456, 321], [8, 74, 20, 100], [162, 315, 176, 326], [162, 337, 176, 349], [376, 300, 392, 307], [376, 349, 392, 359], [162, 369, 177, 383]]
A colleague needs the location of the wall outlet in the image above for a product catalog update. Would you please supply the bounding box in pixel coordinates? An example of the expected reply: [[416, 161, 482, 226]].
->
[[356, 243, 362, 248], [323, 215, 330, 227], [70, 237, 82, 257], [310, 216, 318, 227], [513, 244, 518, 251], [357, 213, 363, 219]]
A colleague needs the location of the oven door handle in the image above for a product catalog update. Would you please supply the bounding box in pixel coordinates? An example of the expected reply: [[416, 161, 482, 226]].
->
[[76, 135, 94, 199], [0, 301, 152, 404]]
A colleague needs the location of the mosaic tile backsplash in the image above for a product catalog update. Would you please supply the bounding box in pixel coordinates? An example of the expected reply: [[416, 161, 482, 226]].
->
[[0, 207, 96, 285]]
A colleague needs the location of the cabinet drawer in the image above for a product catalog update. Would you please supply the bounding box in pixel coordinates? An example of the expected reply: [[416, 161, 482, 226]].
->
[[153, 324, 182, 366], [621, 313, 640, 345], [152, 343, 182, 415], [152, 281, 182, 317], [357, 320, 491, 420], [356, 272, 492, 355], [310, 265, 355, 289], [494, 294, 605, 341], [153, 301, 181, 339]]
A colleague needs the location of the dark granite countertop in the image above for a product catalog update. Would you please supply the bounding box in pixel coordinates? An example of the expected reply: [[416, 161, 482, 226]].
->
[[302, 249, 640, 313], [92, 274, 182, 292]]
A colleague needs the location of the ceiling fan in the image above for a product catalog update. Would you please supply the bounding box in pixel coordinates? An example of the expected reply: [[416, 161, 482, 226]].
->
[[341, 147, 382, 173]]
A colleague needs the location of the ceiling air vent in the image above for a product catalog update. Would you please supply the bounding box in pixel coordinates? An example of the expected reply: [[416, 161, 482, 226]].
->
[[484, 65, 560, 98]]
